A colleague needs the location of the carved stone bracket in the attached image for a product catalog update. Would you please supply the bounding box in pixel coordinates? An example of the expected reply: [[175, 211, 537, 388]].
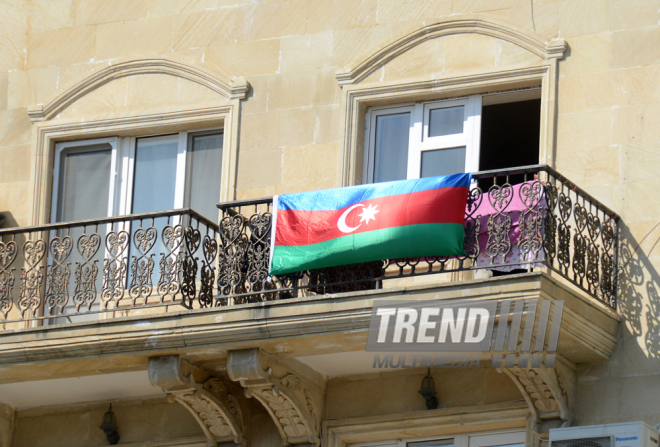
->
[[503, 359, 575, 430], [148, 356, 248, 447], [227, 348, 322, 447]]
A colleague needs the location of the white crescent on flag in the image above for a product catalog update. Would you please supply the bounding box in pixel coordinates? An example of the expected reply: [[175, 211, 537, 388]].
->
[[337, 203, 364, 233]]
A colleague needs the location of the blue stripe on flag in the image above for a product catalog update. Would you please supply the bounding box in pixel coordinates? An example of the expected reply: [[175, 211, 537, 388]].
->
[[277, 173, 472, 211]]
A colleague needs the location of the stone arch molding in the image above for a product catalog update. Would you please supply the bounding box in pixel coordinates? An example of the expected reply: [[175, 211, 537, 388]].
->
[[335, 15, 566, 85], [27, 57, 249, 122]]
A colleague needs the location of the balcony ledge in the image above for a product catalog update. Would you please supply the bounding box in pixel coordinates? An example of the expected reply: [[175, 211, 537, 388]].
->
[[0, 272, 618, 384]]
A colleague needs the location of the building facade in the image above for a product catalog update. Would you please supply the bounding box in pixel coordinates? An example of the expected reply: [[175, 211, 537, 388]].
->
[[0, 0, 658, 446]]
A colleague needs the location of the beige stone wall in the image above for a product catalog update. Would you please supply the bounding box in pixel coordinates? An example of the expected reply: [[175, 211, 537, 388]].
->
[[326, 367, 522, 419], [8, 393, 282, 447], [10, 397, 203, 447], [0, 402, 14, 447], [1, 0, 660, 436]]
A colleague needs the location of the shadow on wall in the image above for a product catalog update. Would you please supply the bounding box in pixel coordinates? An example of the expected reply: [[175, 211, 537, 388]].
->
[[618, 221, 660, 358], [0, 212, 18, 229], [575, 221, 660, 426]]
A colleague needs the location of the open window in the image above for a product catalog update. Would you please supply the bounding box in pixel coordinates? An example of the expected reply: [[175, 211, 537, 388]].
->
[[363, 89, 541, 183]]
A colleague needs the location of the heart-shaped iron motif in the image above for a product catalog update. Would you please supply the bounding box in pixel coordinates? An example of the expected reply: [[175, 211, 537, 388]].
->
[[162, 225, 183, 252], [574, 204, 587, 233], [203, 236, 218, 264], [587, 213, 601, 242], [50, 236, 73, 264], [545, 183, 558, 210], [185, 227, 201, 253], [249, 213, 271, 239], [133, 227, 157, 256], [78, 233, 101, 262], [487, 184, 513, 213], [602, 222, 614, 251], [221, 215, 245, 244], [519, 181, 542, 210], [466, 188, 483, 217], [106, 231, 129, 258], [558, 193, 572, 222], [23, 240, 46, 268], [0, 241, 17, 268]]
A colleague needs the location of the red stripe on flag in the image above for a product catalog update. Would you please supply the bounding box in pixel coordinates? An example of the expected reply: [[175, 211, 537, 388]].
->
[[276, 186, 468, 246]]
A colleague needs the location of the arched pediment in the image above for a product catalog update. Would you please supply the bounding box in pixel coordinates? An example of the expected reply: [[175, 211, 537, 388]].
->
[[27, 57, 249, 122], [336, 15, 566, 85]]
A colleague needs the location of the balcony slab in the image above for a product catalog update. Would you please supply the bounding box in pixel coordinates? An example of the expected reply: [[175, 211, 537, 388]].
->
[[0, 272, 618, 384]]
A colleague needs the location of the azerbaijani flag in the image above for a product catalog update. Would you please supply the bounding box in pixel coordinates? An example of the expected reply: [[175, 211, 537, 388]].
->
[[269, 173, 472, 276]]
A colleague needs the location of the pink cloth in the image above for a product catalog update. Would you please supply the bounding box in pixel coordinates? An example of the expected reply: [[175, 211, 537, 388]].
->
[[387, 181, 546, 270], [470, 181, 545, 270]]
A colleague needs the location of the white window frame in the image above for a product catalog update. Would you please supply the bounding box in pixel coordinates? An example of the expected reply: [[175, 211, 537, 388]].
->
[[350, 430, 525, 447], [364, 104, 415, 184], [51, 137, 120, 225], [49, 137, 120, 325], [364, 95, 482, 183], [46, 129, 223, 323], [51, 129, 223, 223]]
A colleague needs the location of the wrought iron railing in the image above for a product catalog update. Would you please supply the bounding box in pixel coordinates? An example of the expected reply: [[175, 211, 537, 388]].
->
[[215, 165, 618, 308], [0, 209, 218, 325], [0, 165, 619, 327]]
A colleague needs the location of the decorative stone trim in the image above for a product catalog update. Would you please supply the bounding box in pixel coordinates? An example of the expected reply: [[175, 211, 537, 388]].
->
[[227, 348, 323, 447], [334, 15, 566, 187], [338, 65, 560, 186], [27, 58, 248, 122], [323, 401, 530, 447], [502, 359, 575, 425], [27, 104, 240, 226], [335, 16, 565, 85], [148, 356, 248, 447]]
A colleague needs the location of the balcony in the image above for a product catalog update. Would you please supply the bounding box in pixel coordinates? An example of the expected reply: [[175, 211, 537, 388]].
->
[[215, 165, 618, 310], [0, 165, 618, 331]]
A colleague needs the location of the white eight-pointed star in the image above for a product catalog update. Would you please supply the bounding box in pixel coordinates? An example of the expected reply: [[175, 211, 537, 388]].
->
[[358, 204, 380, 224]]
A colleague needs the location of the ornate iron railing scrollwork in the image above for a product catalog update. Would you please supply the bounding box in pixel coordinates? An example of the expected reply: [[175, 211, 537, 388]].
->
[[0, 209, 218, 324], [216, 165, 619, 310], [0, 165, 620, 326]]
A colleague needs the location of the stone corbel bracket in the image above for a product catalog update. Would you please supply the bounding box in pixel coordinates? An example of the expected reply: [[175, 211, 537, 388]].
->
[[502, 359, 575, 430], [149, 356, 248, 447], [228, 348, 322, 447]]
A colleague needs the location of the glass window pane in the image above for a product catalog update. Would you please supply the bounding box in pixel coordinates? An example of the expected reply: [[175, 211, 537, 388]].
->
[[374, 112, 410, 183], [408, 440, 453, 447], [188, 133, 223, 222], [129, 135, 179, 290], [57, 145, 112, 222], [132, 135, 178, 214], [420, 146, 466, 177], [428, 106, 464, 137]]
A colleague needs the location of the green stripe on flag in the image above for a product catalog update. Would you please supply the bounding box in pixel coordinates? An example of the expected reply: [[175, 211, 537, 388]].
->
[[270, 223, 464, 276]]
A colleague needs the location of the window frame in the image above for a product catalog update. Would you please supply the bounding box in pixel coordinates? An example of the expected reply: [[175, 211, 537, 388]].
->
[[46, 128, 223, 324], [51, 128, 224, 224], [349, 430, 526, 447], [363, 104, 415, 184], [363, 95, 483, 183], [51, 137, 120, 225]]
